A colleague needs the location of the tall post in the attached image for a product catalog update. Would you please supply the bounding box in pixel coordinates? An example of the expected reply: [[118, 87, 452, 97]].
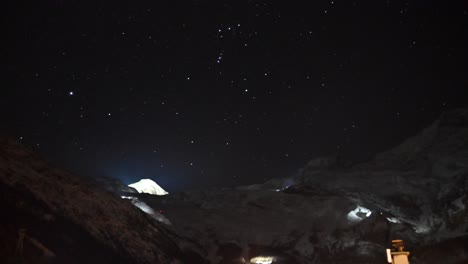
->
[[15, 228, 27, 258]]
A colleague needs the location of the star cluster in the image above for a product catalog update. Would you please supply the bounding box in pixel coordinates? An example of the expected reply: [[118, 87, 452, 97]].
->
[[3, 1, 468, 191]]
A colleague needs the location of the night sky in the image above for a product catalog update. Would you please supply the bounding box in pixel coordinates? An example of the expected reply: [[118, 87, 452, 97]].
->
[[3, 1, 468, 192]]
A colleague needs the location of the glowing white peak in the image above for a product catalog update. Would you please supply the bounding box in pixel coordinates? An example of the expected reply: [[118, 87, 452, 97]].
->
[[347, 205, 372, 224], [128, 179, 168, 195]]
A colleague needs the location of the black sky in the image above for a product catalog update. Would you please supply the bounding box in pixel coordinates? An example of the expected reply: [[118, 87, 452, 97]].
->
[[3, 1, 468, 192]]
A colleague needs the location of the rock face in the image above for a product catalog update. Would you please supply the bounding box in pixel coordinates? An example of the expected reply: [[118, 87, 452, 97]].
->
[[141, 108, 468, 263], [0, 138, 205, 264]]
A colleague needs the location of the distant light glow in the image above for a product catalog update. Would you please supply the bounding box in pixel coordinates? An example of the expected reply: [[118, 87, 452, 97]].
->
[[386, 249, 392, 263], [250, 256, 275, 264]]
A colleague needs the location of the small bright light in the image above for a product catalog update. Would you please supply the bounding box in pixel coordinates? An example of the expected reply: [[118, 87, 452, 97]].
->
[[69, 91, 74, 96], [386, 249, 392, 263], [250, 256, 275, 264]]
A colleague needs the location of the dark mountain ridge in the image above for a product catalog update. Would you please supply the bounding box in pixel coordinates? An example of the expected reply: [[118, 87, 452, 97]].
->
[[0, 138, 206, 264], [140, 108, 468, 263], [1, 108, 467, 263]]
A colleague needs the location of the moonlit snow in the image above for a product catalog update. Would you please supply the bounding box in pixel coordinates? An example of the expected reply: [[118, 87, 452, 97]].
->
[[124, 179, 171, 224], [347, 205, 372, 224], [128, 179, 169, 195]]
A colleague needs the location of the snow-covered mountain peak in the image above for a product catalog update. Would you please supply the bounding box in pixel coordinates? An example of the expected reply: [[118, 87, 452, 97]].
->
[[128, 179, 169, 195]]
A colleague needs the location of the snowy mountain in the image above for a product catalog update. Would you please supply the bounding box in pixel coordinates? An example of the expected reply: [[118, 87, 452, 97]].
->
[[128, 179, 169, 196], [1, 108, 467, 264]]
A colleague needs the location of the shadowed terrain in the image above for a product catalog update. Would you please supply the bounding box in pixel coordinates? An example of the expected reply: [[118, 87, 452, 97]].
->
[[1, 108, 467, 264], [0, 138, 206, 264]]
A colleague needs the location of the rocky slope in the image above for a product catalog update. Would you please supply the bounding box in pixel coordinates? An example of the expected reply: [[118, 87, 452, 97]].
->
[[0, 138, 206, 264], [141, 108, 468, 263]]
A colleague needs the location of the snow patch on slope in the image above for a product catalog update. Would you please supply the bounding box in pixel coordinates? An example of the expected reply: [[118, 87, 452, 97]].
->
[[121, 195, 171, 225], [347, 205, 372, 224]]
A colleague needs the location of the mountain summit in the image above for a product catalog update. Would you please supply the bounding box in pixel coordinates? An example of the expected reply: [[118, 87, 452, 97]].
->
[[128, 179, 169, 196]]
